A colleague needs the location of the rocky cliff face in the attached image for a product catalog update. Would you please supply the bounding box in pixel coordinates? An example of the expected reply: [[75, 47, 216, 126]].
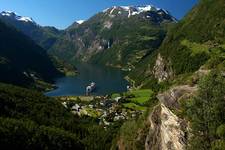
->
[[157, 85, 197, 110], [114, 84, 198, 150], [145, 104, 186, 150], [160, 104, 186, 150], [145, 84, 197, 150], [153, 53, 173, 82]]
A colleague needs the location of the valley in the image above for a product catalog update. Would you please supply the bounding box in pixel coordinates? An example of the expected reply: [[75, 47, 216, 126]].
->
[[56, 89, 155, 126], [0, 0, 224, 149]]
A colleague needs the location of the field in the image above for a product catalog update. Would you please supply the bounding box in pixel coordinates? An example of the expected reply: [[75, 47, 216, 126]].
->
[[123, 103, 146, 111], [126, 89, 153, 104], [113, 89, 154, 111]]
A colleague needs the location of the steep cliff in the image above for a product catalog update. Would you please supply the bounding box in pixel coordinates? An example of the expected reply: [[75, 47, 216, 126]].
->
[[145, 85, 197, 150]]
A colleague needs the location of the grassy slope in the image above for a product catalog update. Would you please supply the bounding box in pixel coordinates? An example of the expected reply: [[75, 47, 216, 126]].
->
[[129, 0, 225, 88], [112, 89, 156, 111]]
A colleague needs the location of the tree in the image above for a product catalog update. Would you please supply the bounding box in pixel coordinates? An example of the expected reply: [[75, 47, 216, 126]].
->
[[184, 70, 225, 149]]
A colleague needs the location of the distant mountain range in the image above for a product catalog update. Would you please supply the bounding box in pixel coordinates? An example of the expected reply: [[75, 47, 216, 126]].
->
[[0, 1, 225, 149], [2, 2, 224, 89], [0, 5, 176, 70], [1, 11, 35, 23], [0, 11, 63, 51]]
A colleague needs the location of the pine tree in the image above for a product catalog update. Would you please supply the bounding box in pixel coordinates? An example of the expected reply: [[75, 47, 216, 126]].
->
[[185, 70, 225, 149]]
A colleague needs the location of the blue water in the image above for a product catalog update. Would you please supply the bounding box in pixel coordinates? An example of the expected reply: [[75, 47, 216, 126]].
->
[[45, 63, 129, 96]]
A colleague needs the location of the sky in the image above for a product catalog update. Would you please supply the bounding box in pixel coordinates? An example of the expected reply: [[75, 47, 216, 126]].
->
[[0, 0, 198, 29]]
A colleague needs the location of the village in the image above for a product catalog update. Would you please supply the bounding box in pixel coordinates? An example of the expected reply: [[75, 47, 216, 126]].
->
[[58, 89, 154, 126]]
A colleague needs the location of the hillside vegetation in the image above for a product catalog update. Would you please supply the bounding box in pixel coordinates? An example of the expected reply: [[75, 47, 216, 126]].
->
[[0, 0, 225, 149], [50, 6, 176, 69], [180, 71, 225, 149], [0, 83, 118, 149], [0, 11, 63, 51], [129, 0, 225, 88], [0, 20, 62, 88]]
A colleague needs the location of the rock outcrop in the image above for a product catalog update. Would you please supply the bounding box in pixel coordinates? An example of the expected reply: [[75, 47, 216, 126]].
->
[[145, 104, 186, 150], [153, 53, 173, 82], [157, 85, 197, 110], [160, 103, 186, 150], [145, 84, 197, 150]]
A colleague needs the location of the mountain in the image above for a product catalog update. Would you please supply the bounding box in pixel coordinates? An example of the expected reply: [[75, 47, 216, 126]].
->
[[129, 0, 225, 87], [0, 1, 225, 149], [0, 20, 62, 88], [0, 11, 62, 50], [50, 5, 176, 69], [0, 11, 35, 23], [0, 6, 176, 70], [76, 20, 85, 24], [66, 20, 85, 31], [116, 1, 225, 149]]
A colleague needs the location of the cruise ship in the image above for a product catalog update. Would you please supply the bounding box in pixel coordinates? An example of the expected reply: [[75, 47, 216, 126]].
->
[[86, 82, 96, 95]]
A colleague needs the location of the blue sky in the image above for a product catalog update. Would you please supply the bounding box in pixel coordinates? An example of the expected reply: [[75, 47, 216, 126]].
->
[[0, 0, 198, 29]]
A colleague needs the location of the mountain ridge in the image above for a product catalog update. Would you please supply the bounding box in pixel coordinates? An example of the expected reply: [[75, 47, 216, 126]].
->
[[0, 1, 225, 150], [1, 11, 35, 23], [0, 11, 63, 51], [102, 5, 176, 21], [0, 5, 176, 70], [50, 4, 177, 69]]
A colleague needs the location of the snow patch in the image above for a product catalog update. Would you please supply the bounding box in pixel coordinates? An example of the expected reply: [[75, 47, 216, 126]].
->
[[1, 11, 17, 16], [0, 11, 34, 23], [17, 16, 34, 23], [103, 5, 172, 19], [121, 5, 162, 18], [120, 6, 130, 11], [136, 5, 154, 12], [128, 9, 131, 18], [76, 20, 85, 24], [131, 11, 138, 16]]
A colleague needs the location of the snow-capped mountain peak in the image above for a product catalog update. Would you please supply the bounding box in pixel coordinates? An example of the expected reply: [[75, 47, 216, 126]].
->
[[16, 16, 34, 23], [131, 5, 158, 12], [103, 5, 171, 18], [0, 11, 35, 23], [76, 20, 85, 24], [1, 11, 17, 16]]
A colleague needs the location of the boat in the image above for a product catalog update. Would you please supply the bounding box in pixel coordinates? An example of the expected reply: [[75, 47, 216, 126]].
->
[[86, 82, 96, 95]]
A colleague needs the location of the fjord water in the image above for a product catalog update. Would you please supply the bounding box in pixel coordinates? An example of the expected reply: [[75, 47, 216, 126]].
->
[[45, 63, 129, 96]]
